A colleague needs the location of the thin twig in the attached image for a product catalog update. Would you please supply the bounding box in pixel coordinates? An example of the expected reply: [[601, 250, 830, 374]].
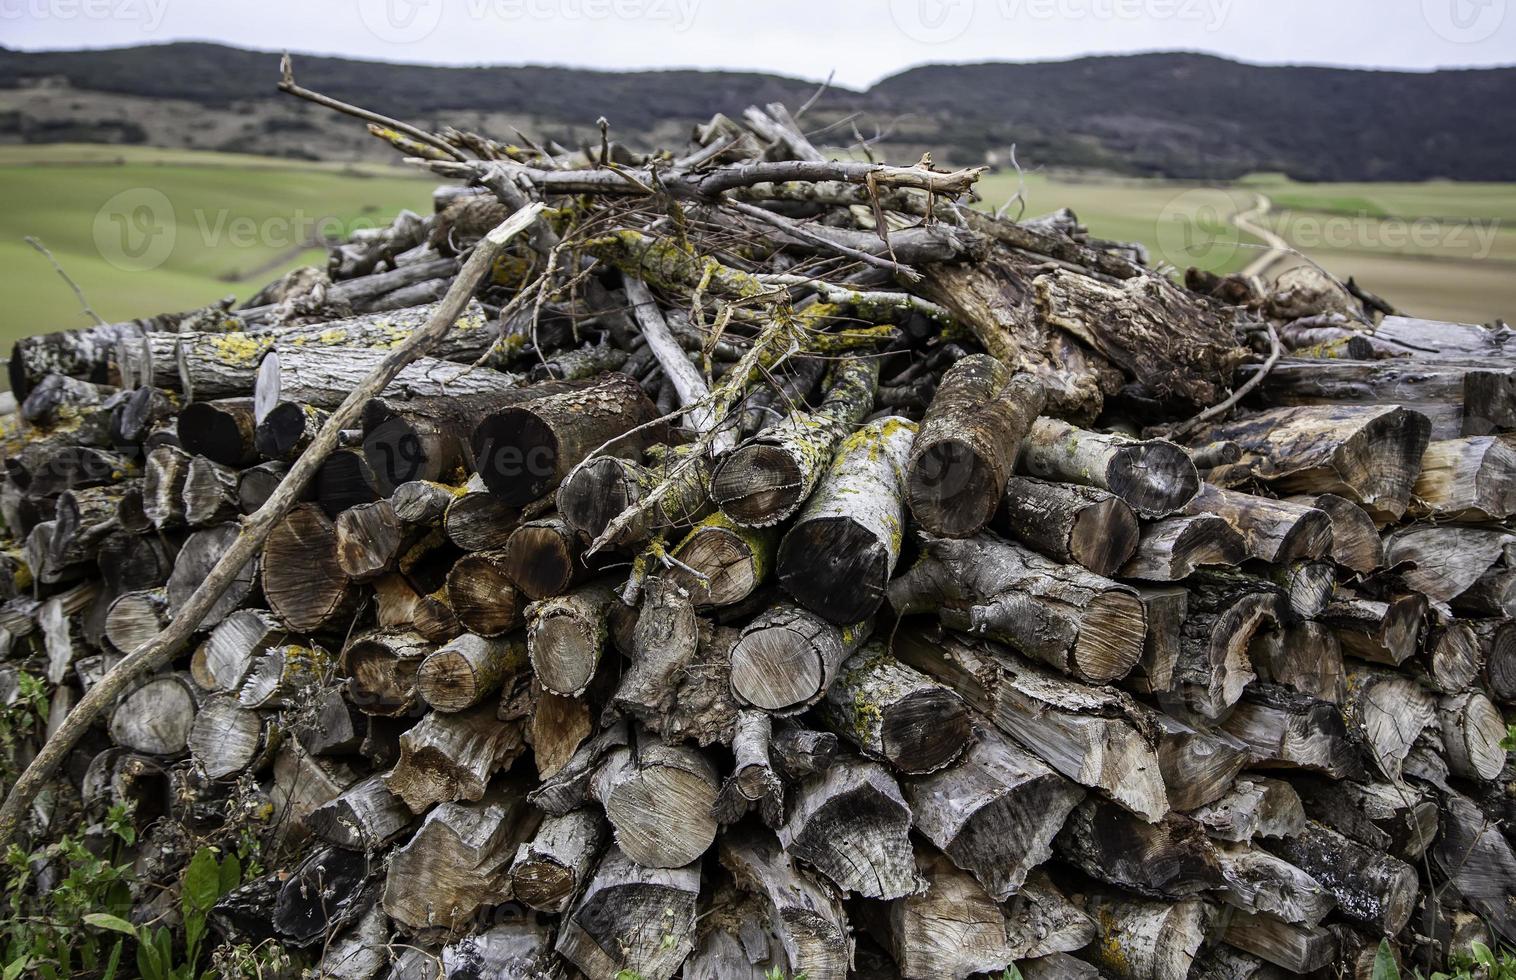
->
[[1168, 320, 1282, 441], [277, 53, 466, 163], [24, 236, 108, 327], [794, 70, 834, 120]]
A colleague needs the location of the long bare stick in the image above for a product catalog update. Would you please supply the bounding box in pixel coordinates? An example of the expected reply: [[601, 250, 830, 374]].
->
[[277, 53, 466, 163], [0, 205, 545, 848], [624, 276, 732, 453], [1168, 320, 1282, 441]]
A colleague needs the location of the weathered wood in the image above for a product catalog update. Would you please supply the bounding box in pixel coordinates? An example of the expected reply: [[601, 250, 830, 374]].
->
[[1344, 663, 1436, 780], [713, 709, 783, 826], [167, 523, 260, 627], [667, 513, 776, 607], [1018, 416, 1200, 518], [1216, 843, 1335, 926], [867, 848, 1016, 980], [1476, 617, 1516, 702], [1223, 911, 1339, 973], [590, 735, 718, 869], [142, 445, 191, 529], [889, 533, 1146, 683], [109, 671, 199, 755], [905, 355, 1044, 538], [103, 588, 169, 656], [1266, 820, 1418, 935], [188, 694, 273, 779], [333, 499, 407, 581], [307, 773, 415, 851], [719, 828, 852, 980], [820, 643, 973, 775], [1192, 776, 1305, 843], [554, 846, 699, 980], [236, 461, 289, 514], [776, 416, 916, 624], [1153, 713, 1251, 812], [1118, 513, 1246, 581], [998, 476, 1139, 576], [1222, 684, 1364, 778], [261, 503, 357, 632], [1081, 894, 1212, 980], [558, 444, 714, 547], [1411, 435, 1516, 520], [1286, 492, 1384, 573], [443, 486, 520, 551], [508, 807, 607, 913], [271, 845, 373, 947], [389, 479, 460, 524], [1384, 524, 1514, 606], [1248, 620, 1346, 703], [311, 447, 381, 516], [525, 580, 619, 697], [1291, 777, 1438, 861], [417, 632, 526, 712], [181, 455, 241, 527], [778, 755, 920, 899], [894, 626, 1169, 821], [1183, 484, 1332, 563], [903, 723, 1083, 899], [710, 355, 879, 528], [1161, 575, 1284, 718], [341, 628, 432, 717], [444, 550, 527, 638], [1437, 689, 1507, 781], [1321, 593, 1427, 666], [1432, 790, 1516, 942], [499, 516, 581, 600], [728, 601, 870, 713], [385, 697, 528, 811], [1058, 797, 1222, 897], [253, 401, 330, 461], [178, 397, 259, 467]]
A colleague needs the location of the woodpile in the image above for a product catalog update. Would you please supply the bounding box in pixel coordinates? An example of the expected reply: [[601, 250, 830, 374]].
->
[[1, 75, 1513, 980]]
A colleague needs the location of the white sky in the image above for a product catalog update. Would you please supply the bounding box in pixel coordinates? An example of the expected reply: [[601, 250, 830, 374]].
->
[[2, 0, 1513, 87]]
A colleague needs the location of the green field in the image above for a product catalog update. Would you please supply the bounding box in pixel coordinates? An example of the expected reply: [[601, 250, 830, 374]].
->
[[0, 145, 435, 352], [2, 148, 1512, 374]]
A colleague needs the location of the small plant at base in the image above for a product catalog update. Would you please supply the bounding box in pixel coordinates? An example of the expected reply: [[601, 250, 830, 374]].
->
[[764, 967, 809, 980], [1372, 939, 1516, 980]]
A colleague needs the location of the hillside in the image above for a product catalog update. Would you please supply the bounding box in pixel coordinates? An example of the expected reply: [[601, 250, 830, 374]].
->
[[2, 43, 1515, 180]]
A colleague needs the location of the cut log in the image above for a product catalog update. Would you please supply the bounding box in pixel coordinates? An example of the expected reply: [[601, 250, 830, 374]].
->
[[389, 479, 460, 524], [1058, 797, 1222, 897], [500, 516, 581, 600], [525, 580, 619, 698], [236, 461, 289, 514], [1266, 819, 1418, 935], [180, 455, 240, 527], [508, 807, 607, 913], [729, 601, 870, 714], [417, 632, 527, 712], [997, 476, 1139, 576], [1003, 871, 1097, 960], [1153, 714, 1251, 812], [667, 513, 776, 608], [1162, 576, 1284, 718], [1191, 776, 1305, 843], [443, 487, 520, 551], [294, 688, 366, 757], [472, 373, 660, 505], [1384, 524, 1514, 605], [334, 499, 406, 581], [713, 709, 783, 827], [529, 684, 595, 780], [1216, 843, 1334, 926], [238, 641, 330, 709], [385, 697, 528, 811], [1222, 684, 1365, 779], [1248, 620, 1346, 703], [557, 444, 714, 547], [167, 523, 260, 628], [1018, 417, 1200, 518], [1411, 436, 1516, 520], [1432, 790, 1516, 943], [1476, 618, 1516, 702], [905, 355, 1044, 538], [889, 533, 1146, 683], [312, 448, 381, 517], [1183, 484, 1332, 563], [1344, 664, 1436, 780], [1286, 492, 1384, 573], [1291, 777, 1438, 861], [1223, 911, 1339, 973], [187, 693, 271, 779], [1126, 585, 1186, 697], [710, 355, 879, 527], [1081, 894, 1212, 980], [719, 828, 852, 980], [554, 846, 699, 980], [271, 846, 373, 947], [253, 401, 329, 461], [820, 643, 973, 775], [1118, 513, 1246, 581], [867, 847, 1016, 980], [1019, 952, 1102, 980], [341, 628, 432, 717], [103, 588, 169, 656], [306, 773, 415, 851], [1192, 404, 1431, 520], [607, 575, 701, 726], [109, 672, 199, 755], [903, 723, 1083, 899], [178, 398, 259, 467], [1321, 593, 1427, 666], [776, 416, 915, 624], [261, 503, 357, 632], [444, 550, 527, 638], [893, 626, 1169, 821], [778, 756, 920, 899], [1437, 689, 1507, 781], [589, 736, 718, 869], [381, 779, 540, 937], [142, 445, 191, 528]]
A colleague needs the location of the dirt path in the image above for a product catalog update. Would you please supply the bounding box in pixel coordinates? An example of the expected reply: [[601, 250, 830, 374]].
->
[[1233, 192, 1291, 280]]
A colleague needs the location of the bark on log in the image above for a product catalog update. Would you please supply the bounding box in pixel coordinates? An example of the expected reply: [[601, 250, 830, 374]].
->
[[819, 643, 972, 775], [713, 709, 783, 827], [253, 401, 330, 461], [341, 628, 432, 717], [307, 773, 415, 851], [443, 486, 521, 551], [525, 580, 619, 698], [1057, 797, 1223, 897], [889, 533, 1146, 683], [1321, 593, 1427, 666], [417, 632, 527, 712], [905, 355, 1044, 538], [508, 807, 607, 914], [1266, 820, 1419, 935], [445, 550, 527, 637], [728, 602, 870, 714], [142, 445, 191, 529], [903, 723, 1083, 899], [1118, 514, 1246, 581], [554, 846, 699, 980], [776, 416, 916, 624], [1248, 620, 1346, 704], [998, 476, 1139, 576], [557, 444, 714, 547], [1411, 436, 1516, 520], [719, 827, 853, 980], [262, 503, 358, 632], [778, 756, 920, 899], [1183, 484, 1332, 563], [312, 448, 381, 517], [1291, 777, 1438, 861], [1161, 576, 1284, 718], [385, 697, 528, 811], [1018, 417, 1200, 518]]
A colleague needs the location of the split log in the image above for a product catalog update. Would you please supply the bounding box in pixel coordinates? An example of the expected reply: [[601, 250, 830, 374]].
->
[[341, 628, 432, 717], [1223, 911, 1339, 973], [1118, 513, 1246, 581], [1248, 620, 1346, 703], [667, 514, 775, 608], [775, 416, 915, 624], [554, 847, 699, 980], [271, 846, 373, 946], [997, 476, 1139, 576], [444, 550, 527, 637], [1216, 843, 1334, 926], [1222, 684, 1364, 778], [372, 570, 461, 644], [1266, 820, 1418, 935], [529, 685, 594, 781], [607, 576, 700, 727], [294, 688, 366, 757], [167, 523, 260, 627], [142, 445, 191, 529], [381, 780, 539, 936], [188, 694, 274, 779], [385, 698, 528, 811], [261, 503, 357, 632], [1081, 894, 1212, 980], [710, 355, 879, 528], [334, 499, 406, 581], [1291, 777, 1438, 861], [109, 672, 199, 755], [508, 807, 607, 913], [1126, 585, 1186, 697], [1193, 404, 1431, 520], [904, 354, 1044, 537], [1286, 492, 1384, 573], [238, 641, 330, 709], [501, 516, 581, 600], [1191, 776, 1305, 843], [181, 456, 241, 526], [1018, 417, 1199, 518], [525, 580, 619, 697], [1321, 593, 1427, 666], [1411, 435, 1516, 520], [820, 643, 973, 775], [1437, 689, 1507, 781], [903, 723, 1083, 899], [894, 626, 1169, 821], [1161, 576, 1284, 718], [1058, 797, 1222, 897], [867, 848, 1016, 980], [416, 632, 526, 712], [1344, 663, 1436, 780], [1019, 952, 1102, 980], [889, 533, 1146, 683], [1183, 484, 1332, 563], [728, 601, 870, 713], [1003, 871, 1097, 961], [1153, 714, 1251, 812], [1476, 618, 1516, 702], [1432, 790, 1516, 942], [778, 756, 920, 899], [589, 736, 718, 869], [236, 461, 289, 513], [719, 828, 852, 980], [1384, 524, 1514, 606], [178, 398, 259, 466], [472, 373, 660, 505]]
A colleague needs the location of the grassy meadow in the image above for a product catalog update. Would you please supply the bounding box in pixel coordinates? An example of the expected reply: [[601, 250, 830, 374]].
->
[[1, 148, 1513, 393]]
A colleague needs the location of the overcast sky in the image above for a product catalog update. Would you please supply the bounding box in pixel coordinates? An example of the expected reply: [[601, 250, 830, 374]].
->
[[4, 0, 1512, 87]]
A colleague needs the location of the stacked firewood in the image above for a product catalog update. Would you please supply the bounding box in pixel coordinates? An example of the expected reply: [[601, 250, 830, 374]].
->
[[2, 86, 1513, 980]]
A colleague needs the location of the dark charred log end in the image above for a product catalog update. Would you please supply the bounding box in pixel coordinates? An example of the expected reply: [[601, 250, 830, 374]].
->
[[313, 449, 381, 517], [729, 624, 824, 711], [473, 409, 559, 504], [1074, 589, 1147, 683], [1069, 496, 1141, 576], [711, 445, 803, 526], [778, 518, 889, 625], [881, 688, 972, 774], [445, 553, 524, 637], [906, 439, 999, 538], [361, 413, 430, 497], [254, 402, 307, 459], [179, 401, 251, 467], [1109, 441, 1201, 518], [559, 457, 638, 539], [503, 525, 576, 600], [7, 343, 27, 400]]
